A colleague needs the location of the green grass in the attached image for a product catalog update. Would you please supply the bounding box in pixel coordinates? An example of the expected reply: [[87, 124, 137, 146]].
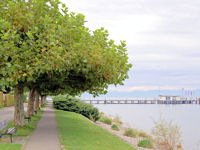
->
[[7, 110, 43, 136], [0, 144, 22, 150], [55, 110, 137, 150], [137, 139, 154, 148]]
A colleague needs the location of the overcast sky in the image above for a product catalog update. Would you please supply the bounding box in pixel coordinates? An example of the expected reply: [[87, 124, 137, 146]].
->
[[61, 0, 200, 93]]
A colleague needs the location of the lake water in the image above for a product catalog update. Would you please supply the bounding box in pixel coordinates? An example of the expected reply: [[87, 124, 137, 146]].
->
[[94, 104, 200, 150]]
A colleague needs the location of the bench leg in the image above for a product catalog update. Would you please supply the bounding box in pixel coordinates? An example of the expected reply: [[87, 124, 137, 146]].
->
[[10, 134, 13, 143]]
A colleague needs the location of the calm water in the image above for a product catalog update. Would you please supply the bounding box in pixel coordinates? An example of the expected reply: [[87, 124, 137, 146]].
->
[[94, 104, 200, 150]]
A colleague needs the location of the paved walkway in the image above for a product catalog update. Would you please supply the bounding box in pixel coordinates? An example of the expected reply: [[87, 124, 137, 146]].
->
[[23, 101, 61, 150]]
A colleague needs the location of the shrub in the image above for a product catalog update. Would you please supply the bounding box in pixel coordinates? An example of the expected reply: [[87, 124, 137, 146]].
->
[[53, 95, 100, 121], [124, 128, 136, 137], [138, 139, 154, 148], [152, 117, 182, 150], [113, 115, 122, 125], [137, 130, 150, 138], [111, 124, 120, 131], [99, 117, 112, 125]]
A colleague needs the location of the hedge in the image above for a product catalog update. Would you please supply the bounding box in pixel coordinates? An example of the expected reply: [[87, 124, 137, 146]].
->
[[53, 95, 100, 121]]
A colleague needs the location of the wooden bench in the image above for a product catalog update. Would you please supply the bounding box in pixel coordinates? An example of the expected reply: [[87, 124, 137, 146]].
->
[[24, 115, 31, 123], [0, 120, 17, 143]]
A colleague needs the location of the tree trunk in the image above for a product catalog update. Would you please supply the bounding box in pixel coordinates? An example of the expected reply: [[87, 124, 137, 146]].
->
[[44, 95, 47, 104], [34, 90, 40, 111], [14, 84, 25, 126], [27, 89, 35, 117], [40, 95, 45, 106]]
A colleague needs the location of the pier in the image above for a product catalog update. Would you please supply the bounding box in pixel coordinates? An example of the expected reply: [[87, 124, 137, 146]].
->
[[82, 99, 200, 105]]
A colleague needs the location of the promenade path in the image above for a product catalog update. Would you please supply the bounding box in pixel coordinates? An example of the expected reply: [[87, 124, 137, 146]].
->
[[24, 101, 61, 150], [0, 103, 28, 122]]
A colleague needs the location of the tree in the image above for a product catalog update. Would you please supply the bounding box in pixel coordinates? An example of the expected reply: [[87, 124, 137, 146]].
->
[[0, 0, 132, 126]]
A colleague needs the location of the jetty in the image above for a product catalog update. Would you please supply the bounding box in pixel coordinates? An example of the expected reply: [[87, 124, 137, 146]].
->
[[82, 99, 200, 105]]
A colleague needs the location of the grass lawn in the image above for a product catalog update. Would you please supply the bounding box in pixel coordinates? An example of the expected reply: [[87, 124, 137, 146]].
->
[[0, 144, 22, 150], [55, 110, 137, 150]]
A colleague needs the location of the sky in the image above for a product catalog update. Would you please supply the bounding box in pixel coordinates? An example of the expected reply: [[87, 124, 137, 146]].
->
[[61, 0, 200, 97]]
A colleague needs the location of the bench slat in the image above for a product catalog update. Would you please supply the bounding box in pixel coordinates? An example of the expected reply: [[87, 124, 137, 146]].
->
[[7, 128, 16, 134]]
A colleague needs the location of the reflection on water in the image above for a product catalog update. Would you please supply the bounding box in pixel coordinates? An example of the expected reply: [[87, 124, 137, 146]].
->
[[94, 104, 200, 150]]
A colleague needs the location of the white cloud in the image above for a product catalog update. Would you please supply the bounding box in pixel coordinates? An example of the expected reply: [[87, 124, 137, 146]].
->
[[109, 86, 181, 92], [61, 0, 200, 94]]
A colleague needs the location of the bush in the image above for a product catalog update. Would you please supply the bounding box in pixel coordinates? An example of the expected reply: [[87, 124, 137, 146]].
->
[[99, 117, 112, 125], [152, 117, 182, 150], [113, 115, 122, 125], [137, 130, 150, 138], [124, 128, 136, 137], [111, 124, 120, 131], [138, 139, 154, 148], [53, 95, 100, 121]]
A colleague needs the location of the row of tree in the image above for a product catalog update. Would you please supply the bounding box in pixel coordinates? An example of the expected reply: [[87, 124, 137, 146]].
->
[[0, 0, 132, 126]]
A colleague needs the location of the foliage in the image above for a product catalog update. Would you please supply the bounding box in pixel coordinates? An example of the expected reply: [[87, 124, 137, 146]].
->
[[111, 124, 120, 131], [0, 0, 132, 126], [138, 139, 154, 148], [99, 117, 112, 125], [124, 128, 136, 137], [55, 110, 137, 150], [152, 117, 182, 150], [0, 85, 13, 94], [53, 95, 99, 121], [0, 0, 132, 97]]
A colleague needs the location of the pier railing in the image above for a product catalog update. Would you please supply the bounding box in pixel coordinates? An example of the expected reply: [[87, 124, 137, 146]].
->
[[82, 99, 200, 105]]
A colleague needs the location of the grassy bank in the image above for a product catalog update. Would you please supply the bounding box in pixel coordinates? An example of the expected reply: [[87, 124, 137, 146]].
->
[[0, 110, 44, 150], [55, 110, 137, 150]]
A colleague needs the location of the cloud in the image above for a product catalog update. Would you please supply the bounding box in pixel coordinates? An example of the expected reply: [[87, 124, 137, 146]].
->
[[108, 86, 181, 92], [61, 0, 200, 95]]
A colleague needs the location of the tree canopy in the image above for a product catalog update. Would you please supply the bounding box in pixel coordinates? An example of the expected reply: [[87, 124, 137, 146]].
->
[[0, 0, 132, 125]]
